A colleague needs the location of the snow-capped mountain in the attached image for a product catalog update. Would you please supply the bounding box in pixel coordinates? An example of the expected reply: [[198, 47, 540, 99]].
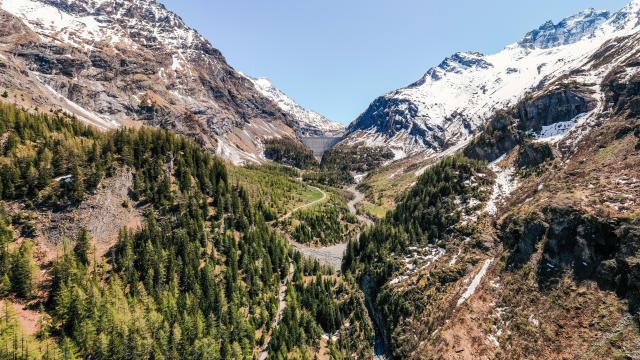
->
[[247, 77, 344, 137], [342, 0, 640, 160], [0, 0, 333, 164]]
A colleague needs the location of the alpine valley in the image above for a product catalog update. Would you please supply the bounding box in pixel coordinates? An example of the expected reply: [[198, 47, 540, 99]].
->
[[0, 0, 639, 359]]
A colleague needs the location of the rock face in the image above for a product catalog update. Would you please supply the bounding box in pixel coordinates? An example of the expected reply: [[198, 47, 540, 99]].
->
[[352, 39, 640, 357], [463, 112, 520, 162], [516, 142, 555, 168], [464, 87, 595, 162], [500, 208, 640, 311], [341, 1, 640, 161], [604, 61, 640, 117], [0, 0, 336, 164], [515, 90, 597, 133]]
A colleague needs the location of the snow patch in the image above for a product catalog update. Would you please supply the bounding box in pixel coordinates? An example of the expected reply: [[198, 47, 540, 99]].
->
[[449, 249, 461, 266], [487, 334, 500, 347], [457, 258, 494, 307], [54, 175, 73, 183], [388, 275, 408, 286], [485, 156, 517, 216], [246, 76, 343, 135], [532, 110, 594, 143]]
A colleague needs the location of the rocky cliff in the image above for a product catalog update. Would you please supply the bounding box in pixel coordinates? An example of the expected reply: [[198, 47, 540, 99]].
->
[[0, 0, 336, 164]]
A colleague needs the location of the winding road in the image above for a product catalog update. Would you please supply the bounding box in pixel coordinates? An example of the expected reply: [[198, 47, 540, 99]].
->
[[282, 184, 373, 271], [260, 178, 381, 359], [279, 185, 327, 222]]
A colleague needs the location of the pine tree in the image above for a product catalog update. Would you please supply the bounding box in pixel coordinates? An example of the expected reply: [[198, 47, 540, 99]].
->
[[74, 228, 90, 266], [0, 274, 10, 297], [10, 241, 35, 298], [70, 162, 85, 203]]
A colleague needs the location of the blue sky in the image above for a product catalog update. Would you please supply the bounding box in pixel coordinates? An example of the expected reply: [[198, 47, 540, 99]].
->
[[160, 0, 630, 124]]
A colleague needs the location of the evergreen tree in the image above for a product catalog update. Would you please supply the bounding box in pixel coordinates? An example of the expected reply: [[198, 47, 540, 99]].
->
[[74, 228, 90, 266], [10, 241, 35, 298], [70, 162, 85, 203]]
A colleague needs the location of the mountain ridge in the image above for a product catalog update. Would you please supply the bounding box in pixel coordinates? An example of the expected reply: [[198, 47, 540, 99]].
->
[[0, 0, 339, 165], [246, 76, 344, 137], [340, 0, 640, 162]]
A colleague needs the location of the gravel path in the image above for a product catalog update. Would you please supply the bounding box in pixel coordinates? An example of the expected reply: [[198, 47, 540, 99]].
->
[[260, 181, 375, 357], [289, 240, 347, 271], [347, 185, 374, 226]]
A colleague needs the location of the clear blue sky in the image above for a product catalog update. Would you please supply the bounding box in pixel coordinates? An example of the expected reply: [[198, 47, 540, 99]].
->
[[159, 0, 630, 124]]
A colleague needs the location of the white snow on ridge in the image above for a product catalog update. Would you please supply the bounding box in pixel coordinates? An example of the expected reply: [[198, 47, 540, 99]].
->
[[347, 0, 640, 159], [1, 0, 102, 48], [0, 0, 205, 51], [247, 76, 344, 136]]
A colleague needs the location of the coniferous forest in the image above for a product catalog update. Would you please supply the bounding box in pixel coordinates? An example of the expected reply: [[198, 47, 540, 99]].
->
[[0, 104, 373, 359]]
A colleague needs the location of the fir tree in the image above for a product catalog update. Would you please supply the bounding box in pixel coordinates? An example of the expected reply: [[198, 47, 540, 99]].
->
[[74, 228, 90, 266], [10, 241, 35, 298]]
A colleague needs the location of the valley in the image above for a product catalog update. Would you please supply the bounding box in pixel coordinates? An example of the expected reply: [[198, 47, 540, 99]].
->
[[0, 0, 639, 359]]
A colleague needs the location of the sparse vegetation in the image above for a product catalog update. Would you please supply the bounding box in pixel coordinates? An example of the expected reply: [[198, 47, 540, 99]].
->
[[342, 155, 492, 356]]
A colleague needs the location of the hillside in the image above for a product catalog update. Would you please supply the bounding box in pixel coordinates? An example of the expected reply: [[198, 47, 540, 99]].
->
[[0, 0, 338, 165], [1, 0, 640, 359], [343, 18, 640, 358], [0, 103, 374, 359]]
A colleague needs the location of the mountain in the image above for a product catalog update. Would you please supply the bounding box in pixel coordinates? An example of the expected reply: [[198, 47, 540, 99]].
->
[[247, 77, 344, 137], [343, 1, 640, 358], [0, 0, 335, 164], [341, 1, 640, 160]]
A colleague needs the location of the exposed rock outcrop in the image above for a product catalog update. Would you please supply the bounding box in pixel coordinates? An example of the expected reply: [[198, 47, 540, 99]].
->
[[0, 0, 336, 164], [500, 207, 640, 312], [515, 89, 597, 133], [464, 88, 594, 162], [516, 142, 555, 168]]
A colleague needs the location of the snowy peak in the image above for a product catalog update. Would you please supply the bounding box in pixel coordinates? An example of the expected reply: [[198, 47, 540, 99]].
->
[[416, 52, 492, 84], [343, 0, 640, 161], [0, 0, 305, 165], [438, 52, 492, 73], [610, 0, 640, 30], [0, 0, 220, 63], [247, 76, 344, 137], [519, 8, 610, 49]]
